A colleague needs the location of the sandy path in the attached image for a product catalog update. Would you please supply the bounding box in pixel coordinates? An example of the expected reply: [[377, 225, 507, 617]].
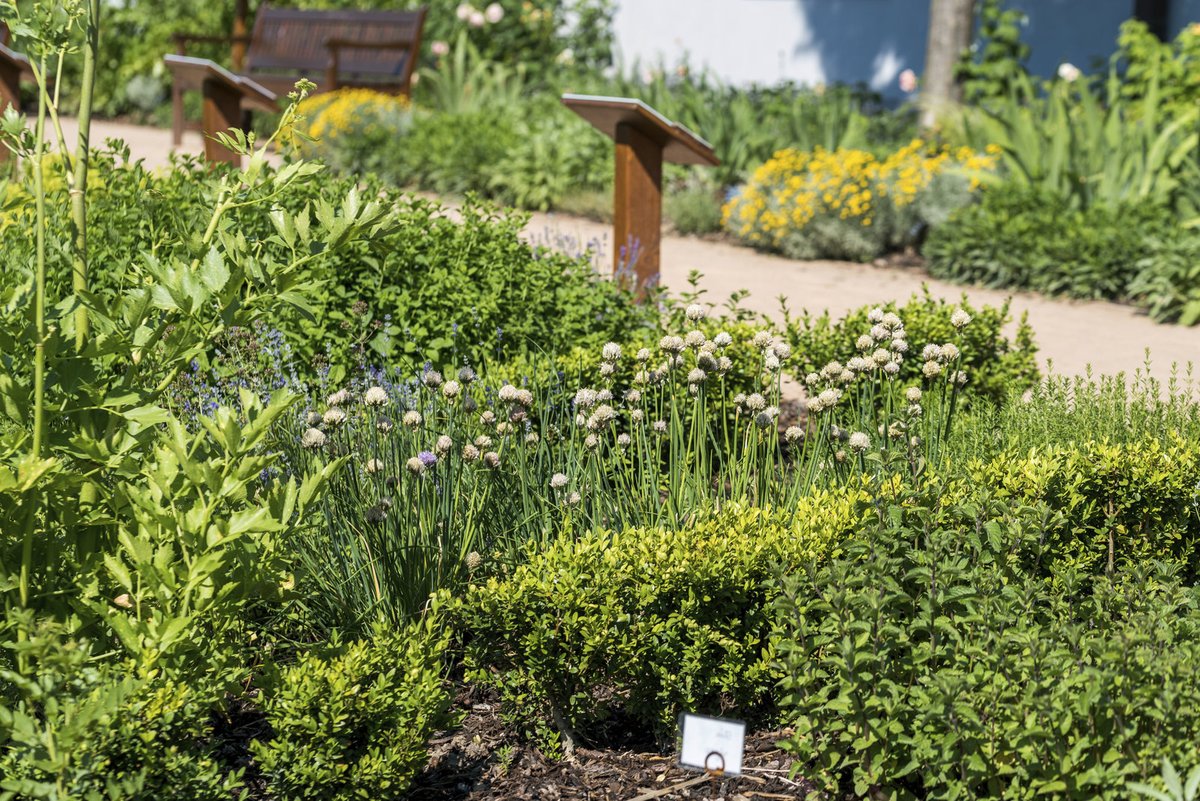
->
[[50, 117, 1200, 382]]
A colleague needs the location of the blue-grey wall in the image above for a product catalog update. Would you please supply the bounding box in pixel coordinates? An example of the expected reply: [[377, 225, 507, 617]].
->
[[612, 0, 1200, 94]]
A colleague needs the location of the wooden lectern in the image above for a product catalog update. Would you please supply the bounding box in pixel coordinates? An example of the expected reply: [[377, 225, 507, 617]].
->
[[562, 94, 719, 292]]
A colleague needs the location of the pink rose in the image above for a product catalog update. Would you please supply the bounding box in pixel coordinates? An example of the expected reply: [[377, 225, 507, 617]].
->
[[455, 3, 473, 21], [898, 68, 918, 94], [431, 40, 450, 56], [468, 10, 485, 27], [484, 3, 504, 23]]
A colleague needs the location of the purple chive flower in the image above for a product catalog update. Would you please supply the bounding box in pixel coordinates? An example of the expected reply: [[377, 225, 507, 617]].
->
[[418, 451, 438, 468]]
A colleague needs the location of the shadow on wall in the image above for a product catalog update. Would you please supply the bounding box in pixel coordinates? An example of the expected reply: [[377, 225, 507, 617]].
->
[[793, 0, 1140, 97], [791, 0, 927, 96]]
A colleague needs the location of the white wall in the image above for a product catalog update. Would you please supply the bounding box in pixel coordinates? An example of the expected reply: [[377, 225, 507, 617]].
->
[[612, 0, 1168, 96]]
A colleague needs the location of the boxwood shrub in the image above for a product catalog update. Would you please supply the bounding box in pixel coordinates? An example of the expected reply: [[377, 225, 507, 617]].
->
[[455, 491, 869, 746], [961, 436, 1200, 581], [252, 618, 453, 801]]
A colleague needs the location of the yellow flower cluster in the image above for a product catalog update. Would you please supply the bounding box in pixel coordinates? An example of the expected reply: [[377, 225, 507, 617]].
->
[[293, 88, 411, 153], [723, 140, 998, 249]]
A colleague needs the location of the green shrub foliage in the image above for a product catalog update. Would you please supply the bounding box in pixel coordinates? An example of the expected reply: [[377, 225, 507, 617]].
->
[[923, 184, 1174, 301], [782, 290, 1039, 406], [456, 496, 866, 745], [0, 151, 651, 383], [773, 489, 1200, 800], [253, 619, 454, 801], [966, 436, 1200, 581]]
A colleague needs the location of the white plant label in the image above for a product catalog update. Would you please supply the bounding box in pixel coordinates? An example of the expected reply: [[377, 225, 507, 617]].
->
[[678, 713, 745, 776]]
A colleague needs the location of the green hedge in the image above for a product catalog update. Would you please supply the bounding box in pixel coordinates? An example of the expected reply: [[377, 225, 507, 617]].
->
[[252, 619, 453, 801], [963, 436, 1200, 581], [923, 184, 1175, 301], [455, 494, 868, 746]]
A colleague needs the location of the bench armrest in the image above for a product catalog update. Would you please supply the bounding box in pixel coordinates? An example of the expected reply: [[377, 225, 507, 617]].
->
[[324, 38, 416, 52]]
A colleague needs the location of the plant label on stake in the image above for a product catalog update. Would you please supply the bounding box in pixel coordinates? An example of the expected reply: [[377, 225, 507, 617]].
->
[[678, 713, 745, 776]]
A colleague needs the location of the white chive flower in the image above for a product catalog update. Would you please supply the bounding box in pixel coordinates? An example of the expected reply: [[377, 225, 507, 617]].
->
[[905, 386, 922, 403], [301, 428, 326, 449], [364, 386, 389, 407], [402, 410, 422, 428], [550, 472, 568, 489], [405, 457, 425, 475], [848, 431, 870, 453], [951, 309, 972, 329], [685, 303, 707, 321], [714, 332, 732, 348], [602, 342, 622, 361], [322, 408, 347, 427]]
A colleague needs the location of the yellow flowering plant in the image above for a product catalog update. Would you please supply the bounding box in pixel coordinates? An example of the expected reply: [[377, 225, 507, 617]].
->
[[723, 140, 998, 262], [290, 88, 413, 174]]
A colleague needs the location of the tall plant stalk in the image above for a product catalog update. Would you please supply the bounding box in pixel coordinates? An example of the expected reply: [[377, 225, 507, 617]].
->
[[69, 0, 99, 350]]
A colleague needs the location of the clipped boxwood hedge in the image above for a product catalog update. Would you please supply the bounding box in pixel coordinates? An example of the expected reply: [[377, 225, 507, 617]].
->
[[454, 491, 869, 746]]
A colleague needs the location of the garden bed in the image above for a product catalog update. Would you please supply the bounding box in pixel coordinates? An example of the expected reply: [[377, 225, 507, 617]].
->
[[412, 694, 810, 801]]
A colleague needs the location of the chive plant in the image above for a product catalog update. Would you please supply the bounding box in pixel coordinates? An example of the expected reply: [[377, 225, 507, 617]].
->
[[274, 304, 975, 631]]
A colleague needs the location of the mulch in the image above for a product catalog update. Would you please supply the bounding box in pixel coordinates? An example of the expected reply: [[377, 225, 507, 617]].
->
[[407, 695, 815, 801]]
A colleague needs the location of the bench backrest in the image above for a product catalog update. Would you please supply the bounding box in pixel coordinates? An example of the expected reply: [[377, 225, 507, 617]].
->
[[245, 6, 425, 83]]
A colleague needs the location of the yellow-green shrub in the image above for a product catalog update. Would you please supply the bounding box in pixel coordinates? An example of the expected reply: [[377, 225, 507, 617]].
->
[[963, 436, 1200, 579], [455, 491, 869, 745], [291, 88, 413, 175], [723, 140, 997, 261], [252, 618, 453, 801]]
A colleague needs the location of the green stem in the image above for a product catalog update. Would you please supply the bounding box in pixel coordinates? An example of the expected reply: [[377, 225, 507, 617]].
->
[[32, 57, 47, 460], [70, 0, 101, 351]]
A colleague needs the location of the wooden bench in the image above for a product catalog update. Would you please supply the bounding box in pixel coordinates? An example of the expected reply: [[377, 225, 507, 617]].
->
[[168, 5, 426, 157], [163, 55, 278, 165]]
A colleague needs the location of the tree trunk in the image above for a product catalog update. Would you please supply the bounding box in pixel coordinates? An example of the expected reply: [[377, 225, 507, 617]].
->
[[921, 0, 977, 129]]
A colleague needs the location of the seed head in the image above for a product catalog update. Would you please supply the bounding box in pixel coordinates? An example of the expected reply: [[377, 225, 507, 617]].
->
[[883, 361, 900, 376], [687, 367, 707, 385], [685, 330, 707, 350], [784, 425, 803, 443], [322, 408, 347, 427], [867, 307, 884, 323], [458, 366, 477, 384], [516, 389, 534, 407], [685, 303, 707, 321], [405, 456, 425, 475], [856, 334, 874, 351], [714, 331, 733, 348], [550, 472, 568, 489], [480, 410, 497, 426], [636, 347, 652, 362], [301, 428, 327, 449], [921, 344, 942, 361], [461, 444, 480, 462], [905, 386, 922, 403], [465, 551, 483, 571], [599, 362, 616, 378], [584, 433, 600, 450], [435, 434, 454, 454], [617, 433, 631, 447], [326, 388, 351, 407], [364, 386, 389, 407], [764, 355, 781, 372], [567, 491, 582, 506], [377, 417, 394, 434], [752, 330, 774, 351], [951, 309, 972, 329], [631, 408, 645, 423], [442, 380, 462, 400], [848, 431, 870, 453], [483, 451, 501, 468], [745, 392, 767, 412], [403, 410, 422, 428], [365, 458, 385, 474], [474, 434, 492, 449], [772, 342, 792, 360], [366, 505, 387, 525], [574, 388, 598, 409], [653, 419, 668, 435], [525, 432, 540, 445], [941, 343, 961, 362], [659, 335, 685, 354], [602, 342, 622, 361], [922, 361, 942, 378], [498, 385, 518, 403]]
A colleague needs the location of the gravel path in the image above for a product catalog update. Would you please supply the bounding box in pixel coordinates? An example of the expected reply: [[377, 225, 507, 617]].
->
[[59, 117, 1200, 383]]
